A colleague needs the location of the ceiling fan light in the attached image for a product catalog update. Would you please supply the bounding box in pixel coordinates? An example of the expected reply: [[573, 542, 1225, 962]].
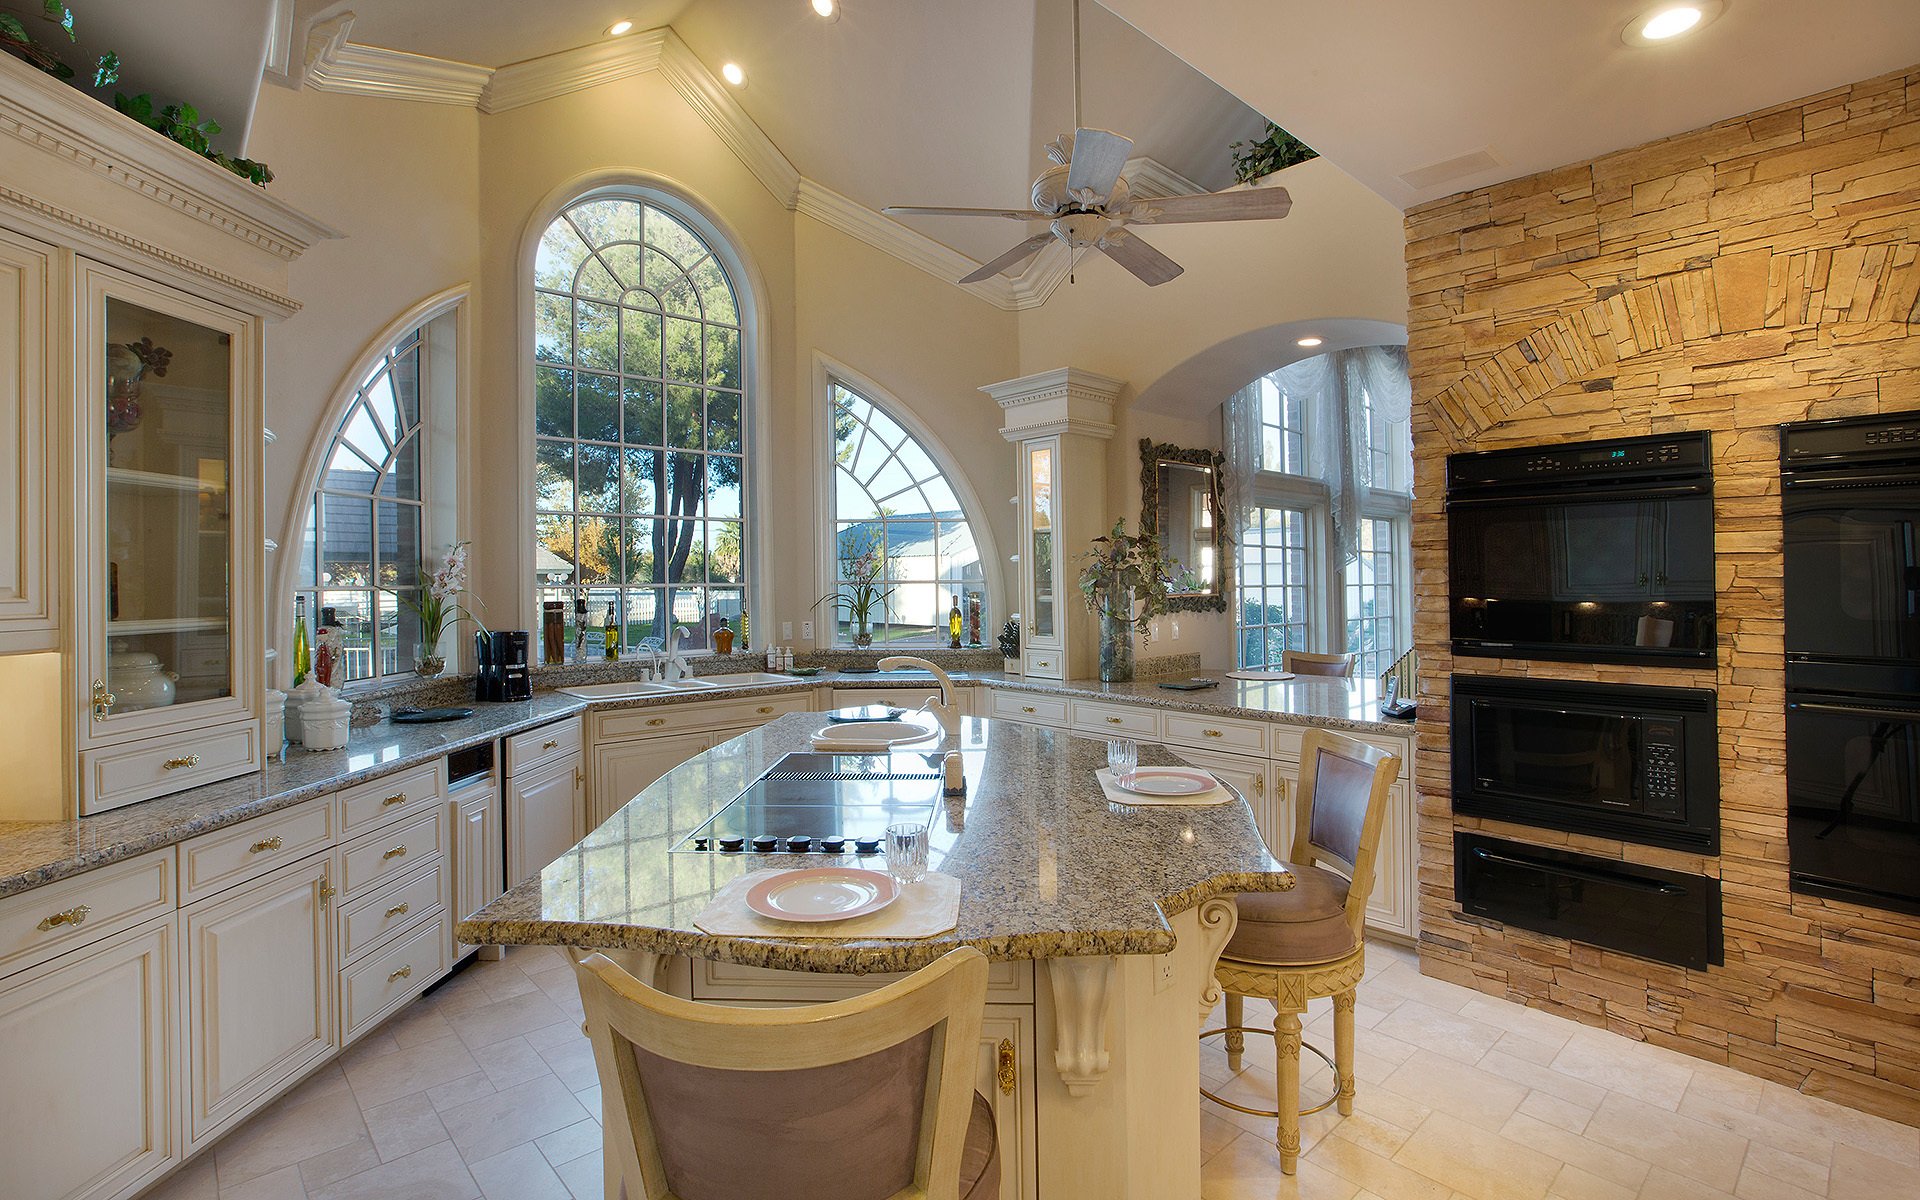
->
[[1621, 1, 1722, 46], [721, 62, 746, 87], [810, 0, 838, 18], [1296, 336, 1324, 348], [606, 19, 634, 36]]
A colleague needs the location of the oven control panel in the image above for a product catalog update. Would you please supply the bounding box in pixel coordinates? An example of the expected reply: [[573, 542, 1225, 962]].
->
[[1643, 720, 1684, 818]]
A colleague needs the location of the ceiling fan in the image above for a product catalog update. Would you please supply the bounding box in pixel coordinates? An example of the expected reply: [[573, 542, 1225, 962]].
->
[[882, 0, 1293, 288]]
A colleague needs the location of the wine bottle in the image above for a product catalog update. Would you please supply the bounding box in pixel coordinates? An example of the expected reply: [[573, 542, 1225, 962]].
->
[[948, 596, 963, 649], [603, 607, 619, 661], [292, 596, 311, 685]]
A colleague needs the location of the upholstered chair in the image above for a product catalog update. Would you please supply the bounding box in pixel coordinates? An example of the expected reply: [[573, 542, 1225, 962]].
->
[[1203, 728, 1400, 1174], [572, 945, 1000, 1200], [1281, 650, 1356, 677]]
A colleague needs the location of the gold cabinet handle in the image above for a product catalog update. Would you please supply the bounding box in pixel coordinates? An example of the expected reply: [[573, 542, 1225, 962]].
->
[[91, 680, 115, 721], [1106, 715, 1123, 724], [542, 738, 559, 750], [382, 844, 408, 860], [757, 705, 774, 714], [1253, 774, 1264, 796], [382, 792, 408, 807], [249, 836, 283, 853], [996, 1038, 1016, 1095], [37, 904, 90, 932], [163, 754, 200, 770], [1203, 729, 1223, 738], [319, 880, 335, 904], [388, 965, 412, 983], [646, 717, 667, 727], [384, 902, 410, 920], [1021, 706, 1036, 714]]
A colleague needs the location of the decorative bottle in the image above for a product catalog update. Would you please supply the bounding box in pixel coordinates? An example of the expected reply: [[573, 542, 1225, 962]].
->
[[603, 607, 619, 661], [948, 597, 963, 649], [292, 596, 311, 685]]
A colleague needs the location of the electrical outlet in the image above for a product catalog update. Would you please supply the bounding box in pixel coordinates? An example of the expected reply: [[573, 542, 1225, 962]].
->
[[1154, 952, 1175, 994], [801, 620, 814, 640], [781, 621, 793, 639]]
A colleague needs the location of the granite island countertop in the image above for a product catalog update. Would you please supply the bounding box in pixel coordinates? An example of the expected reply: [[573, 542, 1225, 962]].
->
[[456, 711, 1295, 974], [983, 670, 1416, 735]]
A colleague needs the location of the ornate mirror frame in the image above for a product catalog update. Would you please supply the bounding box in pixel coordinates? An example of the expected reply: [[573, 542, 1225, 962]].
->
[[1139, 438, 1230, 614]]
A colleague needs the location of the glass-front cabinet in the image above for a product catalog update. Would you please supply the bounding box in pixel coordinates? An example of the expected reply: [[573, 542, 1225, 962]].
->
[[1027, 443, 1056, 645], [76, 262, 262, 813]]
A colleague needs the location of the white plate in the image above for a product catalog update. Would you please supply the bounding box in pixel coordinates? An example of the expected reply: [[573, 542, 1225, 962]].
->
[[745, 868, 901, 922], [1114, 767, 1217, 796], [1225, 669, 1295, 681]]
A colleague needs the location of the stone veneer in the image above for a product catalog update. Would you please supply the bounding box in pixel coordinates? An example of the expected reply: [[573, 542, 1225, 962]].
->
[[1406, 64, 1920, 1122]]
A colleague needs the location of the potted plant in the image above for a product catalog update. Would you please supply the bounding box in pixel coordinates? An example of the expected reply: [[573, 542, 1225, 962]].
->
[[1229, 122, 1318, 186], [1078, 520, 1177, 683], [387, 542, 484, 676], [815, 534, 895, 648]]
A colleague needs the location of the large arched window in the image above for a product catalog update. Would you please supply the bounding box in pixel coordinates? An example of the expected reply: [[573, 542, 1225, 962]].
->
[[829, 381, 983, 646], [533, 195, 745, 654]]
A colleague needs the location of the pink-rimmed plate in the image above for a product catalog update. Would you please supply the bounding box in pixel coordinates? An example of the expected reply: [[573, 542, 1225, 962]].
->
[[1112, 766, 1219, 797], [744, 868, 901, 923]]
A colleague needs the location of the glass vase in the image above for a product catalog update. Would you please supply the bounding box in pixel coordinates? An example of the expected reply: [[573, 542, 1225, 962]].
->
[[414, 641, 446, 678], [852, 618, 873, 649], [1099, 589, 1135, 683]]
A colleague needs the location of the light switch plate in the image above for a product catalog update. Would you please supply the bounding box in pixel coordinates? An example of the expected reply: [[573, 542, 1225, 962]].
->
[[781, 621, 793, 639]]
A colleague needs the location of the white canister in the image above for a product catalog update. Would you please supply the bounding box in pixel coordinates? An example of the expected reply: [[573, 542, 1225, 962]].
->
[[109, 648, 177, 711], [300, 688, 351, 751], [264, 688, 287, 754], [283, 678, 330, 744]]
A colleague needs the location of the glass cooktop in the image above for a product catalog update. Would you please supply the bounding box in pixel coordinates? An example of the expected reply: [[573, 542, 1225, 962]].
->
[[675, 752, 945, 855]]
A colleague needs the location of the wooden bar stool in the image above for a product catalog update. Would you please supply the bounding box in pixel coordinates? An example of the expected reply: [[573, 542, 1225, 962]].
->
[[1200, 728, 1399, 1174], [1281, 650, 1355, 677]]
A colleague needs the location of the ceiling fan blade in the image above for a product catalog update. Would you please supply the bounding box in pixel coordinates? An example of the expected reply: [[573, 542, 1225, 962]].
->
[[883, 205, 1051, 220], [1126, 186, 1293, 225], [1065, 127, 1132, 200], [960, 233, 1056, 284], [1099, 231, 1183, 287]]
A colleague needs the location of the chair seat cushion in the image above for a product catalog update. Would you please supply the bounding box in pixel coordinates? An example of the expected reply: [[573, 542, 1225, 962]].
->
[[1223, 866, 1357, 966], [961, 1090, 1001, 1200]]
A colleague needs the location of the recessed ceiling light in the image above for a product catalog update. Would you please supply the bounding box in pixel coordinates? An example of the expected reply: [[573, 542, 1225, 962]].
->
[[606, 19, 633, 36], [721, 62, 746, 87], [811, 0, 837, 17], [1296, 336, 1324, 348], [1621, 1, 1723, 47]]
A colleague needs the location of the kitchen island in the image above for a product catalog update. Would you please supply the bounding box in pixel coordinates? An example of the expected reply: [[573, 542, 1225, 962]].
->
[[458, 710, 1294, 1200]]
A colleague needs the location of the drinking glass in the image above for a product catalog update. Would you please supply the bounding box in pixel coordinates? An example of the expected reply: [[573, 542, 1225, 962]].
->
[[1107, 738, 1139, 783], [885, 822, 929, 886]]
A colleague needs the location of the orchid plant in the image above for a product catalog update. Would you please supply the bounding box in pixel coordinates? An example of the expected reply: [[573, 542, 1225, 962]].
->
[[816, 533, 895, 645], [387, 542, 485, 666]]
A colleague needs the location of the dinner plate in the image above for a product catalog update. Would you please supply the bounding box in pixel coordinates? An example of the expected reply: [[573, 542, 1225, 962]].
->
[[745, 868, 901, 923], [1113, 767, 1218, 796], [1225, 669, 1295, 681]]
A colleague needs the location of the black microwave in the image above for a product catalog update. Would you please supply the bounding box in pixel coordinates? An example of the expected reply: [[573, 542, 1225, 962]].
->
[[1447, 431, 1716, 666], [1451, 675, 1719, 853]]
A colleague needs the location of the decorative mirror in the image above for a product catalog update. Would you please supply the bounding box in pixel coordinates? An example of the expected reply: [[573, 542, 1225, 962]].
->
[[1139, 439, 1229, 613]]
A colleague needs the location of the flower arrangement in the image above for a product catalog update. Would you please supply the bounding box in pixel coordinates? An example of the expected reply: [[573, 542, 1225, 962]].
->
[[815, 534, 895, 647], [1078, 520, 1179, 682], [388, 542, 485, 676]]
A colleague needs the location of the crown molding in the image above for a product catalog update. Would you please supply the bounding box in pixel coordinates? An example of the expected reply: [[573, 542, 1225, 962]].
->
[[793, 178, 1024, 309], [308, 41, 492, 106], [1123, 156, 1202, 201], [480, 30, 666, 113], [986, 366, 1125, 441], [654, 32, 800, 210]]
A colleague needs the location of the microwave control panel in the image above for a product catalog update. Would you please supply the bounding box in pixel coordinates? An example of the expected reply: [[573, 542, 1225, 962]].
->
[[1642, 719, 1684, 818]]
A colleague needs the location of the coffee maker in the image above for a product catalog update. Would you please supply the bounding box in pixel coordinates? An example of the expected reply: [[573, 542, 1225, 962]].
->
[[474, 630, 532, 702]]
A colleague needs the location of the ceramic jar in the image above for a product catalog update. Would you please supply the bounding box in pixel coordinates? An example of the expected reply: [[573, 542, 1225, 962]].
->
[[283, 677, 330, 744], [263, 688, 287, 755], [108, 648, 176, 711], [300, 689, 351, 751]]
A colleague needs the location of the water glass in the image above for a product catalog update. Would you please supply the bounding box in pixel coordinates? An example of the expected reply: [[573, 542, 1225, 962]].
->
[[1107, 738, 1139, 783], [885, 822, 930, 886]]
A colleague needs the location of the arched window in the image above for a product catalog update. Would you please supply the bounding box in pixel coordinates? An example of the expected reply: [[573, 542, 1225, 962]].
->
[[828, 381, 984, 646], [295, 327, 429, 683], [533, 195, 745, 655]]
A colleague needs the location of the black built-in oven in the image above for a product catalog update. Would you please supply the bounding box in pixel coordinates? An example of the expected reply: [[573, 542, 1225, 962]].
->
[[1452, 675, 1719, 853], [1781, 411, 1920, 914], [1448, 432, 1715, 666]]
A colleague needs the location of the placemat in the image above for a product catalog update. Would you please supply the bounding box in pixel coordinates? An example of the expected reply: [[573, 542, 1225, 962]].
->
[[1096, 767, 1236, 807], [693, 870, 961, 939]]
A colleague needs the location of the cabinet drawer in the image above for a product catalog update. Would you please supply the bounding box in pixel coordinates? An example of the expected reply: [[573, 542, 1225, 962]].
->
[[1165, 712, 1268, 756], [0, 852, 174, 978], [340, 908, 450, 1044], [340, 808, 445, 900], [81, 723, 260, 815], [178, 799, 335, 905], [1269, 723, 1411, 764], [507, 717, 582, 776], [338, 859, 448, 966], [1070, 699, 1161, 739], [990, 689, 1067, 727], [594, 693, 811, 741], [338, 761, 446, 839], [1022, 649, 1061, 679]]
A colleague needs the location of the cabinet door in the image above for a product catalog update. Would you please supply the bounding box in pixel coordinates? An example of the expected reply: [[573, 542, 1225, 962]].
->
[[1363, 782, 1417, 939], [1171, 747, 1277, 852], [0, 916, 180, 1200], [1023, 440, 1060, 649], [590, 733, 712, 828], [508, 752, 586, 887], [0, 228, 56, 651], [184, 852, 333, 1145], [975, 1005, 1037, 1200], [453, 786, 502, 957]]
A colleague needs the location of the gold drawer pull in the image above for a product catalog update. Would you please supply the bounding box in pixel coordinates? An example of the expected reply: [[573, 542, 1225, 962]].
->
[[37, 904, 90, 932], [997, 1038, 1016, 1095], [382, 792, 408, 807], [1021, 706, 1036, 714], [382, 844, 408, 860], [388, 964, 412, 983], [249, 836, 283, 854], [384, 902, 410, 920], [1203, 729, 1223, 738], [1253, 774, 1264, 796], [646, 717, 667, 727], [542, 738, 559, 750], [1106, 716, 1123, 724], [163, 754, 201, 770], [320, 881, 335, 904], [757, 705, 774, 714]]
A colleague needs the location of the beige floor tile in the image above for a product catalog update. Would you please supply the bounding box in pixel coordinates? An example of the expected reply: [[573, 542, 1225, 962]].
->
[[1582, 1092, 1748, 1193], [1373, 998, 1507, 1066], [1548, 1032, 1695, 1111], [1675, 1092, 1834, 1167], [360, 1095, 451, 1163], [290, 1135, 381, 1194], [1635, 1165, 1742, 1200], [342, 1033, 483, 1110], [1478, 1047, 1610, 1110], [1202, 1133, 1359, 1200], [217, 1164, 308, 1200], [381, 1001, 457, 1050], [1684, 1065, 1766, 1114], [475, 964, 543, 1002], [1731, 1163, 1824, 1200], [1491, 1029, 1573, 1066], [307, 1141, 479, 1200], [214, 1089, 367, 1189], [467, 1143, 572, 1200], [523, 1019, 585, 1053], [1309, 1127, 1454, 1200], [1758, 1083, 1920, 1167], [426, 1071, 498, 1113], [438, 1075, 591, 1162], [574, 1083, 603, 1114], [1379, 1048, 1530, 1132], [535, 1119, 603, 1169], [553, 1147, 604, 1200], [141, 1153, 218, 1200], [1323, 1109, 1417, 1159], [475, 1034, 555, 1090], [533, 1031, 601, 1092], [1392, 1112, 1563, 1200], [451, 989, 572, 1052], [1546, 1162, 1637, 1200], [1199, 1109, 1243, 1161], [334, 1031, 400, 1071], [1736, 1142, 1827, 1197], [1517, 1089, 1594, 1135], [1828, 1141, 1918, 1194], [1498, 1112, 1650, 1191], [1460, 995, 1579, 1050]]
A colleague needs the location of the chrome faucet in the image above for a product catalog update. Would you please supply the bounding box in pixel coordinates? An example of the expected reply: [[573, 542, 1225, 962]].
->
[[878, 655, 960, 737], [662, 625, 692, 681]]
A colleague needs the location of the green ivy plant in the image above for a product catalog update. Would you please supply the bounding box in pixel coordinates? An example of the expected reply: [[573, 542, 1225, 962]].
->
[[1078, 519, 1178, 634], [1229, 122, 1319, 185], [0, 2, 81, 78]]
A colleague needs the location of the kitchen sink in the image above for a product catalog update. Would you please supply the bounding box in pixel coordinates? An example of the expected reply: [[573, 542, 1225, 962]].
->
[[698, 672, 804, 687]]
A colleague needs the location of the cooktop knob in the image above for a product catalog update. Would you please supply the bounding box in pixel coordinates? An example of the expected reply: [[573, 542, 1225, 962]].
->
[[751, 835, 779, 853], [820, 835, 848, 854], [693, 837, 710, 851], [717, 836, 744, 853], [853, 837, 882, 855], [786, 836, 812, 853]]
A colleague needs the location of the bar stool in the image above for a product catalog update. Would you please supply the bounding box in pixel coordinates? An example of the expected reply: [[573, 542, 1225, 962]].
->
[[1281, 650, 1355, 677], [1201, 728, 1399, 1174]]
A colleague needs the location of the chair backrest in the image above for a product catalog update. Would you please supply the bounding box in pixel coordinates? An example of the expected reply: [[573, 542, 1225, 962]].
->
[[572, 945, 989, 1200], [1287, 728, 1401, 938], [1282, 650, 1355, 677]]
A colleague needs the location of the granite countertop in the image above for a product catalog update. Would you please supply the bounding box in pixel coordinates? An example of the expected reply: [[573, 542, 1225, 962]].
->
[[456, 712, 1294, 974], [984, 671, 1415, 735]]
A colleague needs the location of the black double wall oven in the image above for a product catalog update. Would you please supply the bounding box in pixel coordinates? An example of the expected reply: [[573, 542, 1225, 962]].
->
[[1782, 411, 1920, 916]]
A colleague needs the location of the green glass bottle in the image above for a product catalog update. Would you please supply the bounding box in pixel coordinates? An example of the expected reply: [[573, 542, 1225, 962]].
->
[[292, 595, 311, 685]]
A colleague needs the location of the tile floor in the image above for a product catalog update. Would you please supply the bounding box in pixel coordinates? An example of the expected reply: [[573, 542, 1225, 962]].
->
[[135, 940, 1919, 1200]]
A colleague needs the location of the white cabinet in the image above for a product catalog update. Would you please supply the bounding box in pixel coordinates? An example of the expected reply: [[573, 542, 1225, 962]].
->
[[1173, 746, 1278, 851], [0, 916, 181, 1200], [508, 750, 585, 888], [591, 731, 712, 828], [0, 227, 57, 652], [182, 852, 334, 1146], [453, 780, 503, 958], [976, 1005, 1038, 1200]]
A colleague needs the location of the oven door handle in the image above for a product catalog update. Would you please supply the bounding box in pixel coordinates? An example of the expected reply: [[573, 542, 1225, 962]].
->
[[1787, 699, 1920, 723], [1469, 846, 1686, 895], [1448, 482, 1708, 507]]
